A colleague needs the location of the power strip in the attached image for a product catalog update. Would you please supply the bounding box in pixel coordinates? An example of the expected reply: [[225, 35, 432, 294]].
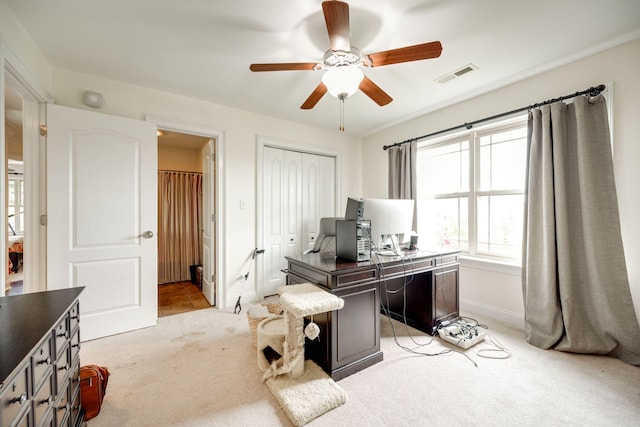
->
[[437, 321, 486, 349]]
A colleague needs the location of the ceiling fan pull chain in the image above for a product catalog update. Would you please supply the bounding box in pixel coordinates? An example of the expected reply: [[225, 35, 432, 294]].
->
[[339, 97, 345, 131]]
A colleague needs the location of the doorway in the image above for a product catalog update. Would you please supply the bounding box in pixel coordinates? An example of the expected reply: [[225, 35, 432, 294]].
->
[[157, 130, 212, 317], [5, 84, 24, 295], [3, 72, 43, 297]]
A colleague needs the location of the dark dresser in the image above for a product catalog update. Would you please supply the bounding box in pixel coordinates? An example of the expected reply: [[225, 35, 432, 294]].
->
[[0, 288, 84, 427]]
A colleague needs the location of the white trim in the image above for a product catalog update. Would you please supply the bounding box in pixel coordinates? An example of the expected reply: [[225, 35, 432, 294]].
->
[[145, 114, 227, 309], [1, 38, 52, 294], [459, 255, 521, 276], [460, 299, 524, 330], [1, 41, 52, 104]]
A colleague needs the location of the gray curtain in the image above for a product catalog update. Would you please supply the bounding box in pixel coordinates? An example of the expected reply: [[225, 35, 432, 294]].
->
[[388, 141, 416, 199], [522, 95, 640, 365], [388, 141, 417, 229]]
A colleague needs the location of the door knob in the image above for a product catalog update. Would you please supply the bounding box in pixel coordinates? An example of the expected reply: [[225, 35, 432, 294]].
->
[[141, 231, 154, 239]]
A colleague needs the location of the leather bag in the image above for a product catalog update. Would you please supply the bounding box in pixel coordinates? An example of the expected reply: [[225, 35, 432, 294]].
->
[[80, 365, 110, 420]]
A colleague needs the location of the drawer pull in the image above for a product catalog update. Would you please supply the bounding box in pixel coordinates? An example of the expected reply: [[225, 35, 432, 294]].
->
[[72, 343, 80, 349], [57, 331, 69, 339], [37, 357, 52, 365], [39, 396, 54, 406], [59, 364, 70, 372], [11, 392, 27, 405]]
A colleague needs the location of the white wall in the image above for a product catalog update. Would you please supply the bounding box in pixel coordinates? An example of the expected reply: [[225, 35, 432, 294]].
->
[[48, 69, 363, 308], [0, 1, 52, 95], [158, 145, 202, 173], [363, 39, 640, 326]]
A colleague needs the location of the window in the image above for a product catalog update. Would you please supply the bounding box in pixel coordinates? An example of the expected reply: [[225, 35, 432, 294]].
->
[[8, 175, 25, 236], [416, 117, 527, 261]]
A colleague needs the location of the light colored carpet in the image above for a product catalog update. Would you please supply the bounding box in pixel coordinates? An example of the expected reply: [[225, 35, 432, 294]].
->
[[81, 308, 640, 426]]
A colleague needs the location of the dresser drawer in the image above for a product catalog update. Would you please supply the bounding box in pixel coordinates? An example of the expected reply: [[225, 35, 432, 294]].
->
[[69, 386, 81, 427], [69, 327, 81, 363], [54, 383, 70, 427], [55, 345, 71, 395], [69, 358, 81, 404], [53, 315, 70, 359], [0, 361, 31, 427], [68, 302, 80, 333], [31, 335, 53, 393], [32, 372, 54, 427]]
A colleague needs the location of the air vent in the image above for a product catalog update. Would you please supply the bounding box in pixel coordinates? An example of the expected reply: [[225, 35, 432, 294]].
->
[[435, 63, 478, 84]]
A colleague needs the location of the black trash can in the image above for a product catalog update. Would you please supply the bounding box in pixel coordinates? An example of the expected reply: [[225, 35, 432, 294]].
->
[[190, 264, 202, 285]]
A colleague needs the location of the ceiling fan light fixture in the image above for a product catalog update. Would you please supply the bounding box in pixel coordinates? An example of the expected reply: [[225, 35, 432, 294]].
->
[[322, 65, 364, 99]]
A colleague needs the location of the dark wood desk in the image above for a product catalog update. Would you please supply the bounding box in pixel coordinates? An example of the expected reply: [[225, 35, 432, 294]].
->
[[285, 249, 460, 380]]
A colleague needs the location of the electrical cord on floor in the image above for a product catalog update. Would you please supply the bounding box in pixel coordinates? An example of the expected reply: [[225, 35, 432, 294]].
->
[[445, 316, 512, 360], [378, 263, 478, 367], [476, 334, 512, 359]]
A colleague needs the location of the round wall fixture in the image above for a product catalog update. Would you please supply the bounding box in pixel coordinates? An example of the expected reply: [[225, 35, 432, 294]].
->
[[83, 91, 103, 108]]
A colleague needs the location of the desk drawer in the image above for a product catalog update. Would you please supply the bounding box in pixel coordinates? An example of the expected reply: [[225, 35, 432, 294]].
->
[[334, 268, 377, 288], [434, 254, 459, 265], [288, 263, 329, 287]]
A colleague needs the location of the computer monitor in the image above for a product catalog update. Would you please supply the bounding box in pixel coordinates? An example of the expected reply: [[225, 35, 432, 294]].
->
[[361, 198, 415, 255], [345, 197, 364, 220]]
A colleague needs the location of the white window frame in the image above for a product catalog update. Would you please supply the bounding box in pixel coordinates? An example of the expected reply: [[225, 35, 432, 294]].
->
[[8, 174, 25, 236], [417, 114, 528, 263]]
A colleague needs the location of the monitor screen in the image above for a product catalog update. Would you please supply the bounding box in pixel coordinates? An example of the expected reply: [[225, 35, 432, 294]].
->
[[361, 198, 415, 253]]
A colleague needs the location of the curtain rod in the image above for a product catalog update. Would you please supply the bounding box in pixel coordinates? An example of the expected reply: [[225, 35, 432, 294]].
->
[[383, 84, 606, 150], [158, 169, 202, 174]]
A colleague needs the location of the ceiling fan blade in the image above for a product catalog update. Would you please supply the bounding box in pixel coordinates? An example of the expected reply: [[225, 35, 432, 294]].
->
[[301, 82, 328, 109], [250, 63, 317, 72], [366, 41, 443, 67], [359, 76, 393, 106], [322, 0, 350, 52]]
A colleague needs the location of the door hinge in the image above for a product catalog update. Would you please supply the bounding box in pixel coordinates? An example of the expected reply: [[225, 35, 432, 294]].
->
[[40, 125, 48, 137], [40, 215, 47, 226], [211, 214, 216, 222]]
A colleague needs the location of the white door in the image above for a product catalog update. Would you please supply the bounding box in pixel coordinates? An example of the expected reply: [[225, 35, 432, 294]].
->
[[201, 139, 215, 305], [46, 104, 157, 341], [262, 147, 335, 297], [302, 153, 336, 251], [263, 147, 295, 297]]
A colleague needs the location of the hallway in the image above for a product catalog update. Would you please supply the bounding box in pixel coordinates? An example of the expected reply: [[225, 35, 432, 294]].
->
[[158, 281, 211, 317]]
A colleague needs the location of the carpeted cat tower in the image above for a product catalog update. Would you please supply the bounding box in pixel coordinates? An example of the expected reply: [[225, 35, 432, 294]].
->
[[256, 283, 346, 426]]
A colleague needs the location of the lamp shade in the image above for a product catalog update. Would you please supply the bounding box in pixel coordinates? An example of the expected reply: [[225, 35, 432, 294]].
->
[[322, 65, 364, 98]]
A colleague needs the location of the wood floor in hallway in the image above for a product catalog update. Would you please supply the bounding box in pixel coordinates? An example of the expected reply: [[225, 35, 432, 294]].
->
[[158, 281, 211, 317]]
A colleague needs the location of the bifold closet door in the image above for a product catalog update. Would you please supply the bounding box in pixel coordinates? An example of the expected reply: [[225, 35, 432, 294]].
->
[[262, 147, 335, 297]]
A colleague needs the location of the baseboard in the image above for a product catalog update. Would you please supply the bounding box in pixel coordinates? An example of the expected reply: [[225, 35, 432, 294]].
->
[[460, 299, 524, 331]]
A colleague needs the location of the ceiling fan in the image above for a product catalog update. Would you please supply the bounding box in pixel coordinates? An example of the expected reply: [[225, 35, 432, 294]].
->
[[249, 0, 443, 113]]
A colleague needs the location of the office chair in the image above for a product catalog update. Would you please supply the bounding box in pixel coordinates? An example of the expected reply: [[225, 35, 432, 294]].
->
[[304, 217, 343, 254]]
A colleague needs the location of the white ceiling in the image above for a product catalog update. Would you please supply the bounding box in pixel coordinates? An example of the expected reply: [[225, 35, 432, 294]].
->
[[7, 0, 640, 136]]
